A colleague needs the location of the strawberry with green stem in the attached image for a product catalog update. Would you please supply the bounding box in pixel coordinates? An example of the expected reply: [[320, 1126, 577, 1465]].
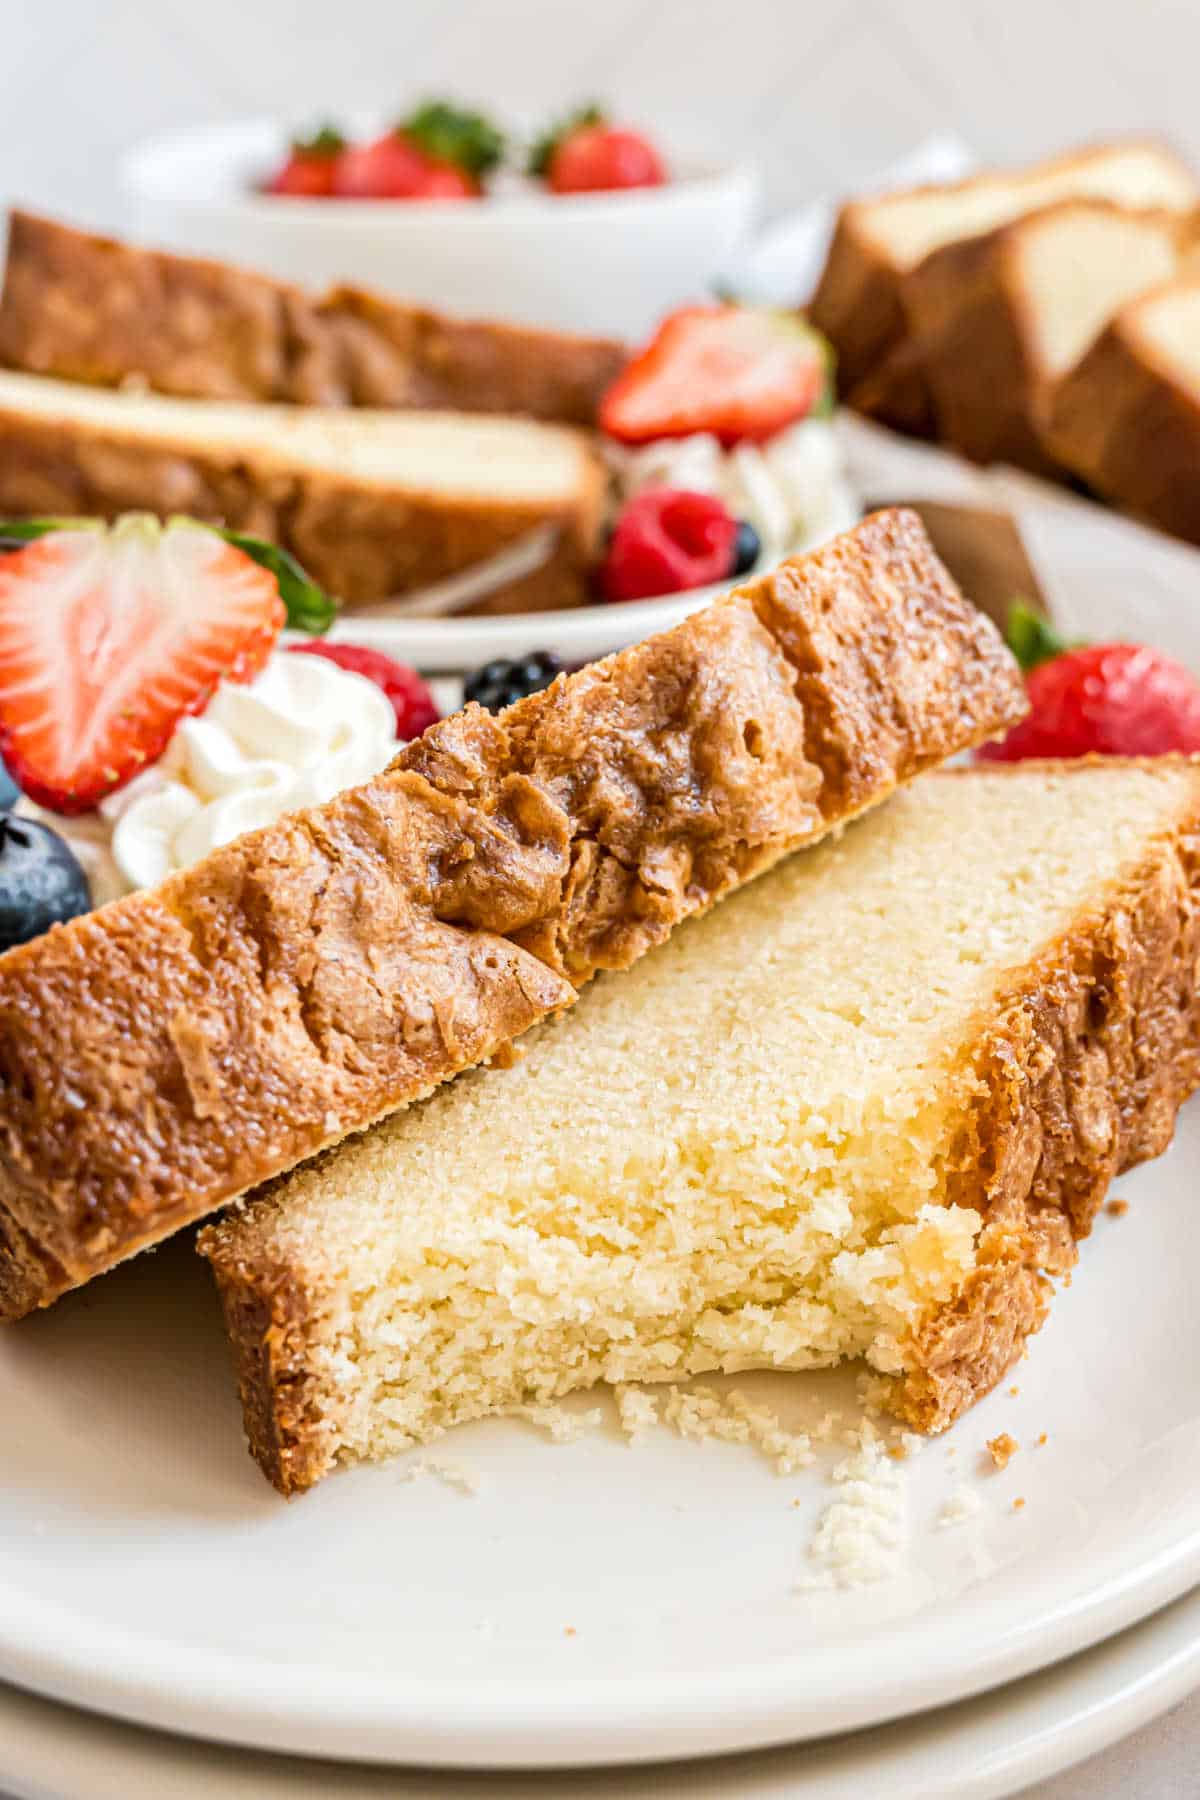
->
[[529, 103, 666, 194], [265, 125, 346, 197], [980, 601, 1200, 761], [334, 100, 504, 200]]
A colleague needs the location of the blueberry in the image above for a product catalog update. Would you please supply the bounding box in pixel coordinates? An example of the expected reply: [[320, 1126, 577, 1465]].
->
[[731, 519, 762, 578], [463, 650, 564, 714], [0, 815, 91, 951]]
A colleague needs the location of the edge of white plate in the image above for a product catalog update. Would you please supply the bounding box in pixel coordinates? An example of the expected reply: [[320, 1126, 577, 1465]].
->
[[0, 1584, 1198, 1798], [0, 1520, 1198, 1768], [322, 582, 723, 670]]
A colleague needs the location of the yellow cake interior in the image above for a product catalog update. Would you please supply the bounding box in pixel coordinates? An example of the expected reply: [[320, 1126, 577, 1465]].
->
[[238, 764, 1194, 1465]]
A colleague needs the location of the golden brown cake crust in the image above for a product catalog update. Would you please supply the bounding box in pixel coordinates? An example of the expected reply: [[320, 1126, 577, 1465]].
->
[[807, 206, 907, 396], [0, 400, 605, 614], [893, 210, 1065, 476], [891, 760, 1200, 1430], [0, 210, 628, 424]]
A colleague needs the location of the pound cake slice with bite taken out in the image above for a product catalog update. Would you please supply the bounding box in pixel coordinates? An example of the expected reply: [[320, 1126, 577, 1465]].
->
[[202, 760, 1200, 1495], [0, 510, 1025, 1320]]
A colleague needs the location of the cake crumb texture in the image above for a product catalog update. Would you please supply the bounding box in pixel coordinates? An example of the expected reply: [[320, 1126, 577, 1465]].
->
[[798, 1420, 907, 1589], [938, 1485, 983, 1528]]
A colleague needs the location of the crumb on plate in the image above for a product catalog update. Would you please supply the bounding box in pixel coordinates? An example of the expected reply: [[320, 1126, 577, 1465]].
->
[[986, 1433, 1018, 1471]]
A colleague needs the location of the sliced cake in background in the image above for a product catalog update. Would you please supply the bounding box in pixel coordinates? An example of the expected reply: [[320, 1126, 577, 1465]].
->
[[902, 199, 1200, 473], [1044, 276, 1200, 543], [202, 760, 1200, 1493], [0, 209, 628, 423], [809, 138, 1198, 398]]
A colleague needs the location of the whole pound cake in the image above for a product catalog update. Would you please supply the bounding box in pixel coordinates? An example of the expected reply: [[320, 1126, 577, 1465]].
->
[[0, 511, 1025, 1320], [201, 761, 1200, 1494]]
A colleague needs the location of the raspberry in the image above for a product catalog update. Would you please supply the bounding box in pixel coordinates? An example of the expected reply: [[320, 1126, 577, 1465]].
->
[[979, 642, 1200, 762], [288, 642, 439, 740], [599, 489, 738, 604]]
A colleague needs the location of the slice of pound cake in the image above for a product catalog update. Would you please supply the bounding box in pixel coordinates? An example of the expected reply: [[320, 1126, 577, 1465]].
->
[[202, 761, 1200, 1493], [0, 368, 606, 613], [1043, 275, 1200, 543], [0, 209, 628, 422], [0, 511, 1024, 1320]]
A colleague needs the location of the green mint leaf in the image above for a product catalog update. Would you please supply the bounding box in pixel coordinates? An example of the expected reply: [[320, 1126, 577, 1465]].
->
[[527, 102, 605, 177], [216, 530, 336, 634], [1005, 600, 1070, 673]]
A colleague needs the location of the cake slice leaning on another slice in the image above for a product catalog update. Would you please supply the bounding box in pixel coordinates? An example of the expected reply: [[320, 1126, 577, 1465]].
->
[[202, 761, 1200, 1494], [0, 510, 1025, 1321]]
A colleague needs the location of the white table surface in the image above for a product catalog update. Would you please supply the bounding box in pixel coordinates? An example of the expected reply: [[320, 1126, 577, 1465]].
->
[[1027, 1686, 1199, 1797]]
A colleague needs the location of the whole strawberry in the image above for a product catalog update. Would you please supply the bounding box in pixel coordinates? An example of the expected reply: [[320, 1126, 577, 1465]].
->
[[334, 101, 503, 201], [979, 604, 1200, 762], [265, 126, 346, 197], [530, 104, 666, 194]]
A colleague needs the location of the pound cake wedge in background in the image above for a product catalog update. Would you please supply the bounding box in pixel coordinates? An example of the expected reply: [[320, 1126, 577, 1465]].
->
[[1044, 276, 1200, 544], [0, 510, 1026, 1321], [809, 138, 1198, 397], [202, 761, 1200, 1495], [0, 368, 605, 612], [0, 210, 628, 423], [901, 199, 1200, 474]]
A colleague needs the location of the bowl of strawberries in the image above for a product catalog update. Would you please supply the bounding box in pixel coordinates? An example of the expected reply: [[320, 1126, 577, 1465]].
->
[[121, 99, 758, 339]]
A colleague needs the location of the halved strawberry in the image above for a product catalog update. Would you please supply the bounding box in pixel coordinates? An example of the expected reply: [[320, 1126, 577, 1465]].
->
[[599, 306, 831, 447], [0, 515, 285, 814]]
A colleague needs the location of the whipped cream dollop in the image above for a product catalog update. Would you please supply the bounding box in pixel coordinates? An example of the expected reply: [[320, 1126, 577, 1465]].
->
[[612, 417, 860, 571], [24, 650, 398, 905]]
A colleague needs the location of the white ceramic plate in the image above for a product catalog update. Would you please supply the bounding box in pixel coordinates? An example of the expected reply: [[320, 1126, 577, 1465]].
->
[[1, 1111, 1199, 1768], [0, 1505, 1198, 1800], [324, 578, 726, 672]]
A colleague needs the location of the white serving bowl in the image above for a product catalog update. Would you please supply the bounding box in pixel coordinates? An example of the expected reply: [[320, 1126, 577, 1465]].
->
[[120, 119, 759, 340]]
